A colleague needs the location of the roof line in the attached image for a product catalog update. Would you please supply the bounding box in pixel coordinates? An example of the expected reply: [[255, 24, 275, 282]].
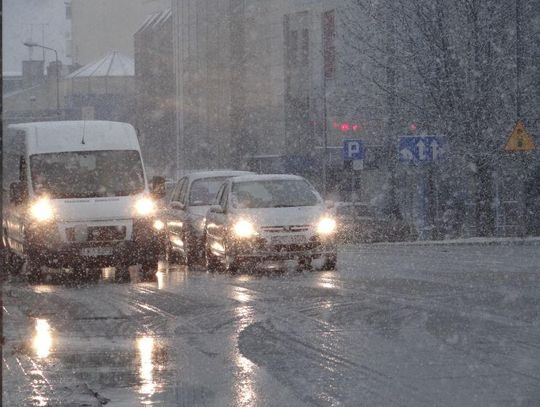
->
[[88, 54, 110, 77], [106, 51, 116, 76]]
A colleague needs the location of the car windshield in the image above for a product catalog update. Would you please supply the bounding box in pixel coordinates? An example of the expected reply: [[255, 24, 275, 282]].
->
[[30, 150, 145, 198], [189, 177, 229, 206], [231, 179, 320, 208]]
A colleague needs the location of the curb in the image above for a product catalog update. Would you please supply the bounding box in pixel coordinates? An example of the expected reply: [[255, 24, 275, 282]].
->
[[340, 237, 540, 249]]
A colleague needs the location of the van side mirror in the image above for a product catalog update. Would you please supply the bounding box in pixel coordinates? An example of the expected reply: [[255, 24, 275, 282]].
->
[[210, 205, 224, 214], [151, 176, 166, 199], [325, 200, 335, 209], [10, 182, 27, 205]]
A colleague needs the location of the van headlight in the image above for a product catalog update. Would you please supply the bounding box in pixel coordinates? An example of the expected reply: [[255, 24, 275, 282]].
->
[[233, 220, 257, 238], [134, 196, 156, 216], [29, 197, 55, 222], [317, 217, 337, 235]]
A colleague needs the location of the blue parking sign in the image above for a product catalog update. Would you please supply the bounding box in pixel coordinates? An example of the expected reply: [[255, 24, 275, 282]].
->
[[343, 139, 364, 160]]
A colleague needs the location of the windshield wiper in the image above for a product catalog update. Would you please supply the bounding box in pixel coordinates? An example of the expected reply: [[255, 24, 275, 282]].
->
[[273, 204, 298, 208]]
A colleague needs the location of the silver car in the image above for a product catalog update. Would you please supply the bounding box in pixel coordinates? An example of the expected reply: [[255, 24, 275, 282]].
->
[[164, 170, 252, 265], [204, 174, 338, 273]]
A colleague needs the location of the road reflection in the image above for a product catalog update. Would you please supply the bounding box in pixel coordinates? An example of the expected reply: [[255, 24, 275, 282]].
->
[[137, 336, 156, 400], [156, 269, 188, 290], [232, 286, 258, 407], [317, 271, 339, 289], [33, 319, 53, 359]]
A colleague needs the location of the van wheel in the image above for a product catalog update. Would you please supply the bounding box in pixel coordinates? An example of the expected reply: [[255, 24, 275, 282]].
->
[[141, 257, 159, 280], [88, 268, 102, 282], [114, 265, 130, 282], [5, 250, 23, 275], [26, 258, 43, 283]]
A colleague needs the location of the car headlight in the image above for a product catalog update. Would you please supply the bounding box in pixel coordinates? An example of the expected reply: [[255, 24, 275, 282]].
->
[[29, 197, 55, 222], [317, 217, 337, 235], [153, 219, 165, 231], [134, 197, 156, 216], [233, 220, 257, 238]]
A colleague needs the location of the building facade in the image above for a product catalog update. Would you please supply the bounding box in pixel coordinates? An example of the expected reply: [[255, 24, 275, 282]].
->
[[134, 9, 176, 177]]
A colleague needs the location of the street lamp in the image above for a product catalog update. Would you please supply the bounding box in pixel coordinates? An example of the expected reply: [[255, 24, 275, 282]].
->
[[23, 41, 61, 117]]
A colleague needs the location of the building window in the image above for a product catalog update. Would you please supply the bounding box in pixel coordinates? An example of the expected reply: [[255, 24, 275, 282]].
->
[[302, 29, 309, 66], [290, 30, 298, 66], [65, 3, 72, 19], [322, 10, 336, 79]]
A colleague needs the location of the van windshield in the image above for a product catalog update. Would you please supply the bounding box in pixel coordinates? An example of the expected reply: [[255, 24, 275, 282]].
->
[[30, 150, 145, 198]]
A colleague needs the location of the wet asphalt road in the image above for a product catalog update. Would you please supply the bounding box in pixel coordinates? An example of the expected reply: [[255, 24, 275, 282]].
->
[[2, 243, 540, 406]]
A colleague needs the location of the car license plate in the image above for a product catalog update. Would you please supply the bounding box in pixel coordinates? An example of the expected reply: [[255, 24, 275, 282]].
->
[[270, 235, 307, 245], [80, 247, 113, 257]]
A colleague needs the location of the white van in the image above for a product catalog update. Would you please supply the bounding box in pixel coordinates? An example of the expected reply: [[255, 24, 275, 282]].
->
[[2, 121, 165, 281]]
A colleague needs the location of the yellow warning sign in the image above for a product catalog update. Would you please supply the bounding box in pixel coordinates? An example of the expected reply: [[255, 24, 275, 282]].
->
[[504, 120, 536, 152]]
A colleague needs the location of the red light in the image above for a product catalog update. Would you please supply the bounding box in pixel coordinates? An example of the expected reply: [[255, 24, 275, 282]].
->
[[340, 122, 350, 132], [409, 122, 417, 132]]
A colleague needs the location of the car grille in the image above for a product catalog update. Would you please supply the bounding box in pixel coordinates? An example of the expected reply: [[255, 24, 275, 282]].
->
[[273, 242, 318, 252], [260, 225, 311, 233], [65, 226, 126, 242]]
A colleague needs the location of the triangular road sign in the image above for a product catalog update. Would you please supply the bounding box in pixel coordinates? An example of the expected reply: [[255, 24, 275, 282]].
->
[[504, 120, 536, 152]]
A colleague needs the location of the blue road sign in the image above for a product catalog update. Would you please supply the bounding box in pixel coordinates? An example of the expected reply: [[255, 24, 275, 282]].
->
[[399, 136, 446, 164], [343, 139, 364, 160]]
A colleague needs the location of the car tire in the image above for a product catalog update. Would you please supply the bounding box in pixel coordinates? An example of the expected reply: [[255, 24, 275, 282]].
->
[[166, 241, 181, 265], [183, 234, 198, 267], [205, 245, 223, 273], [297, 256, 312, 272], [26, 258, 43, 283], [323, 254, 337, 271], [225, 255, 240, 274]]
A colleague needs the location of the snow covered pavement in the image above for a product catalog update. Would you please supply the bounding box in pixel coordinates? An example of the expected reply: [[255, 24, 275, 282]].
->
[[3, 243, 540, 406]]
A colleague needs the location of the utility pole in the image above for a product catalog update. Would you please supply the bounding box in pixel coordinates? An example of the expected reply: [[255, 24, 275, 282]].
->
[[516, 0, 522, 119], [172, 1, 184, 178], [23, 42, 61, 117], [385, 11, 400, 219], [322, 60, 328, 198]]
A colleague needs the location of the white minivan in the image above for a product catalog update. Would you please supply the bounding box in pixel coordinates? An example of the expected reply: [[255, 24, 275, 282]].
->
[[2, 121, 165, 281]]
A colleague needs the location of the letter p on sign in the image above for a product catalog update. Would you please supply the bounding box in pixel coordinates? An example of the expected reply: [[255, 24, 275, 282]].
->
[[343, 140, 364, 160]]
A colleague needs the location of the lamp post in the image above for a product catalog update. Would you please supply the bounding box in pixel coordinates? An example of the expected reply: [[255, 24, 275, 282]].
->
[[23, 41, 61, 117]]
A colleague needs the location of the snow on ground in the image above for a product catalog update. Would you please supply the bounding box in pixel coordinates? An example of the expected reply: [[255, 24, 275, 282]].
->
[[2, 242, 540, 406]]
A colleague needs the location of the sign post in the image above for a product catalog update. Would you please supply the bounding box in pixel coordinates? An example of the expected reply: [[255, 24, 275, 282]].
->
[[503, 121, 536, 236], [343, 139, 364, 201], [398, 135, 446, 239]]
